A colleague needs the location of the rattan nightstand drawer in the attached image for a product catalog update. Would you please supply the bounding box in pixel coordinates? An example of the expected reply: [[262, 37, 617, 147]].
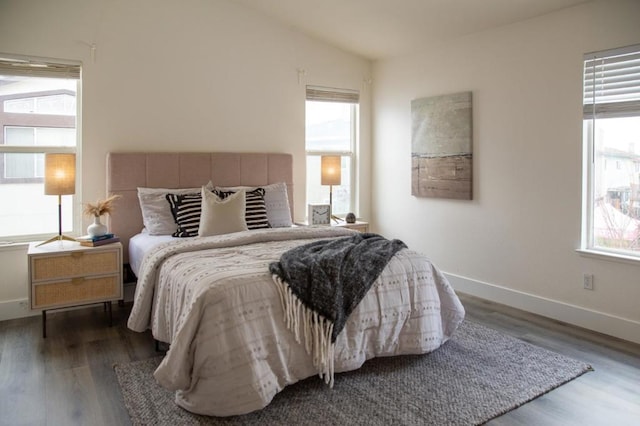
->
[[32, 275, 121, 309], [31, 249, 119, 281]]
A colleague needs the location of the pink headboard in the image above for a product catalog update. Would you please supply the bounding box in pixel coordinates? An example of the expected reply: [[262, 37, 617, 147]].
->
[[106, 152, 294, 263]]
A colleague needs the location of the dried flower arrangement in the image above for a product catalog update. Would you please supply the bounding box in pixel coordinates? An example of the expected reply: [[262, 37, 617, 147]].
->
[[83, 194, 121, 217]]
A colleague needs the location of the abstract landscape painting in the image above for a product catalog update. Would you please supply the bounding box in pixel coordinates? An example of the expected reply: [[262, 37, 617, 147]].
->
[[411, 91, 473, 199]]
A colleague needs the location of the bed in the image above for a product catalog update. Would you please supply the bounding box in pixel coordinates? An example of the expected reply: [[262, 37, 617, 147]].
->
[[107, 152, 465, 417]]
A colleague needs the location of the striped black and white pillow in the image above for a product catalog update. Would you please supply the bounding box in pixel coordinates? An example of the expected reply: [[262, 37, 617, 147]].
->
[[166, 192, 202, 237], [213, 188, 270, 230]]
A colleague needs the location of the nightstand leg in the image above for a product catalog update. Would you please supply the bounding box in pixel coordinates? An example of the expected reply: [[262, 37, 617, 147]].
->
[[107, 302, 113, 327], [42, 310, 47, 338]]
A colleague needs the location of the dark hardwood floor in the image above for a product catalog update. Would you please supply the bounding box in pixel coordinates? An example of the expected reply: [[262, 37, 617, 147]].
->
[[0, 293, 638, 425]]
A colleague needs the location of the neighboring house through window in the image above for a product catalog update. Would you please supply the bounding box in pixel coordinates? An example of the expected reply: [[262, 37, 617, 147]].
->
[[0, 56, 80, 241], [305, 85, 359, 218], [582, 44, 640, 258]]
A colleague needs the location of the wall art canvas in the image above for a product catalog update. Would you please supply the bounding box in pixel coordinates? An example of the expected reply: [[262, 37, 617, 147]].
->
[[411, 91, 473, 200]]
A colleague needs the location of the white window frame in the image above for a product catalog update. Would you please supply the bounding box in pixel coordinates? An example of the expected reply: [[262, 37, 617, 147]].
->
[[581, 44, 640, 262], [305, 86, 359, 218], [0, 54, 81, 243]]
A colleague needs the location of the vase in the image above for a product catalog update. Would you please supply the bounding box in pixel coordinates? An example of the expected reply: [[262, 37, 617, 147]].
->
[[87, 216, 108, 237]]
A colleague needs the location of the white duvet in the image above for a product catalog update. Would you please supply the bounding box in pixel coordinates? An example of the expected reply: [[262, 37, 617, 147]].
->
[[128, 226, 465, 416]]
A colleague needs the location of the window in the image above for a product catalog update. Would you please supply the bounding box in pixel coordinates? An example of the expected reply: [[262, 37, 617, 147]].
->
[[305, 86, 359, 218], [0, 56, 80, 241], [582, 44, 640, 258]]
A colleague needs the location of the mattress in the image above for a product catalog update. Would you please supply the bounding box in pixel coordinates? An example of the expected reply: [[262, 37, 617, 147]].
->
[[128, 231, 181, 277]]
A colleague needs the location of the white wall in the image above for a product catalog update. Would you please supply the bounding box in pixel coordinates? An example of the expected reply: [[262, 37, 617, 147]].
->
[[372, 0, 640, 343], [0, 0, 372, 318]]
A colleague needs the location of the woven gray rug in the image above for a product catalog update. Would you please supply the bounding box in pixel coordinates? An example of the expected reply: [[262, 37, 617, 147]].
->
[[114, 320, 591, 425]]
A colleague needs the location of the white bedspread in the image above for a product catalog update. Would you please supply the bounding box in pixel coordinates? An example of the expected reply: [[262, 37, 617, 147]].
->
[[128, 227, 465, 416]]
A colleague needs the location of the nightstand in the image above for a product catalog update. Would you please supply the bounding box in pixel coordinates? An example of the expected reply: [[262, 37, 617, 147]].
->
[[334, 220, 369, 233], [295, 220, 369, 233], [28, 241, 123, 338]]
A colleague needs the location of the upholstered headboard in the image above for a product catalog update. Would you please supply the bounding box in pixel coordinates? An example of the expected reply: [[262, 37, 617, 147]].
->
[[106, 152, 294, 263]]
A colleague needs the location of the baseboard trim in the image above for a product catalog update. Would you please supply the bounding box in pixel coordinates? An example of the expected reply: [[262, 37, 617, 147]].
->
[[0, 298, 39, 322], [0, 286, 136, 323], [445, 272, 640, 345]]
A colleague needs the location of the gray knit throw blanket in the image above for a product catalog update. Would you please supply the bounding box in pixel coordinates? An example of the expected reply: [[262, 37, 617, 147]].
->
[[269, 233, 406, 386]]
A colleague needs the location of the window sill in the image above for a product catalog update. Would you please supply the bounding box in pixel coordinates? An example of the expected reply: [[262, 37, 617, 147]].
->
[[0, 241, 30, 252], [576, 248, 640, 266]]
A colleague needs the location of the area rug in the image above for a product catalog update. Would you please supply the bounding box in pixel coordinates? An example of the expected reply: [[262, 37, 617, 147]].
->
[[114, 320, 591, 425]]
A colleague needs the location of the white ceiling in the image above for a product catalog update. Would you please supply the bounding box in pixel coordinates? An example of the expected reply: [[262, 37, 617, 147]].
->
[[235, 0, 591, 60]]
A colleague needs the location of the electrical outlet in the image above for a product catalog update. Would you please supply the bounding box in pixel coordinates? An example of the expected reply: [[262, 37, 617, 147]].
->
[[583, 274, 594, 290], [18, 300, 29, 310]]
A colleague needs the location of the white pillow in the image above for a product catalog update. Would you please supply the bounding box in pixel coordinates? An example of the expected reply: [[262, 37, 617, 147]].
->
[[198, 187, 248, 237], [137, 183, 212, 235], [213, 182, 292, 227]]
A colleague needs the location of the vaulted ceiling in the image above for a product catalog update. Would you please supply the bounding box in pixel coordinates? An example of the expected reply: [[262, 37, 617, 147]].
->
[[235, 0, 591, 60]]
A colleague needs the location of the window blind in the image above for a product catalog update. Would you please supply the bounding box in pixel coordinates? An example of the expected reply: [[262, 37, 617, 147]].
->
[[0, 57, 80, 79], [583, 44, 640, 119], [306, 85, 359, 104]]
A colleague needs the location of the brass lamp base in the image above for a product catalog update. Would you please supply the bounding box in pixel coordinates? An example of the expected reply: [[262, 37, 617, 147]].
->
[[37, 193, 76, 247], [37, 234, 76, 247]]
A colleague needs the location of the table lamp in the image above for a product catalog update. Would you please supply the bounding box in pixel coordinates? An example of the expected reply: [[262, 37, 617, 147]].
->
[[37, 153, 76, 246], [321, 155, 342, 223]]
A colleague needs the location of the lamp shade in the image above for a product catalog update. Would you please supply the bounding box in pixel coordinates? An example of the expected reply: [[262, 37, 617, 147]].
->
[[44, 153, 76, 195], [321, 156, 341, 186]]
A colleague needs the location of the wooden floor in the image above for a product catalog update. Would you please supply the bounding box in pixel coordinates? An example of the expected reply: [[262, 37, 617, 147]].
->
[[0, 293, 638, 426]]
